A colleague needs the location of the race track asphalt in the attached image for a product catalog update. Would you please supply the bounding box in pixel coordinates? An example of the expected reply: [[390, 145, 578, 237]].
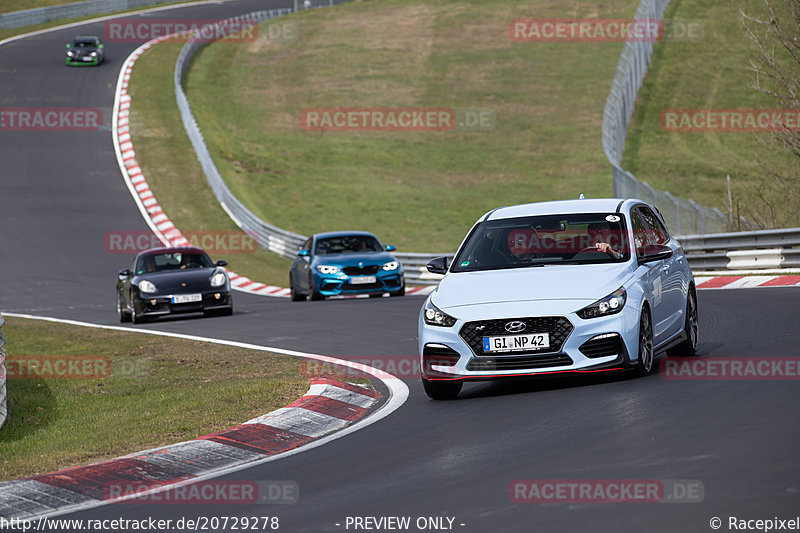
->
[[1, 2, 798, 531]]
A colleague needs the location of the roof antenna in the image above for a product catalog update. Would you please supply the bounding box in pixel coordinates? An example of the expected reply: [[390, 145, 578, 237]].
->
[[578, 193, 585, 199]]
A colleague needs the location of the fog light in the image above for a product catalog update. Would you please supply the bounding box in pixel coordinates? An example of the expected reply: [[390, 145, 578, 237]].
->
[[214, 293, 221, 300], [150, 299, 157, 305]]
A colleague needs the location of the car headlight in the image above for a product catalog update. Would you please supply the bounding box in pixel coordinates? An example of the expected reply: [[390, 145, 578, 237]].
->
[[576, 287, 626, 319], [382, 261, 399, 271], [67, 51, 74, 56], [316, 265, 341, 275], [210, 272, 227, 287], [90, 52, 97, 56], [138, 280, 157, 294], [423, 300, 457, 327]]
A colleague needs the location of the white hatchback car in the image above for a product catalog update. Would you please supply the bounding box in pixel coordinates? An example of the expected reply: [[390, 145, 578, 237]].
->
[[418, 198, 698, 399]]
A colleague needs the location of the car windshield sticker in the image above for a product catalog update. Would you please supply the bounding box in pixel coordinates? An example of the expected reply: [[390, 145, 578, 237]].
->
[[606, 215, 620, 222], [460, 260, 470, 267]]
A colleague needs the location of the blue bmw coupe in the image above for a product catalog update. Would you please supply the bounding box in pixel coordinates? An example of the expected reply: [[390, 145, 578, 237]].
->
[[290, 231, 405, 300]]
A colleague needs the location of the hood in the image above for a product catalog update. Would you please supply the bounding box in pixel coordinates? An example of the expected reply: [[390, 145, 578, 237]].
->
[[139, 268, 221, 292], [433, 263, 634, 310], [313, 251, 397, 267]]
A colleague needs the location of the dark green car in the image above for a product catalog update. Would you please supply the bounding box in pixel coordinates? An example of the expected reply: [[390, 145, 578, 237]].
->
[[65, 36, 104, 66]]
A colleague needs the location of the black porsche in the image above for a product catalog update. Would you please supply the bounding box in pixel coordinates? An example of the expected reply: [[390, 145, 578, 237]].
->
[[117, 247, 232, 323]]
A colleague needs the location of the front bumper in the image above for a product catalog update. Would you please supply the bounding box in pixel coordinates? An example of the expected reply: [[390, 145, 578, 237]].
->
[[418, 300, 641, 381], [66, 56, 100, 66], [314, 271, 404, 296], [133, 290, 232, 318]]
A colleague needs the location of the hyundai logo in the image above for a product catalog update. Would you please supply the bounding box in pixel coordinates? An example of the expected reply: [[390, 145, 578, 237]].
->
[[504, 321, 526, 333]]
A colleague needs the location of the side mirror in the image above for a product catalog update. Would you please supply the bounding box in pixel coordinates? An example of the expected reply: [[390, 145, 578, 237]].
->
[[119, 269, 132, 277], [638, 244, 672, 264], [297, 249, 310, 257], [426, 256, 449, 275], [385, 244, 396, 252], [215, 260, 228, 267]]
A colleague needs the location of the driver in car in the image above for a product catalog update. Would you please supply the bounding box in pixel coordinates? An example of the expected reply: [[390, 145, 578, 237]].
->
[[588, 223, 622, 259]]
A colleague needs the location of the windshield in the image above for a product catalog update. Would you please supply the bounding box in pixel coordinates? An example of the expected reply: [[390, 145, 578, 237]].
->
[[135, 252, 213, 274], [451, 213, 630, 272], [73, 39, 98, 48], [314, 235, 383, 255]]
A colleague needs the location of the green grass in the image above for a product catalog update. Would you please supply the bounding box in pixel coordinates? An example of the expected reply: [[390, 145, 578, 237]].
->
[[0, 317, 310, 480], [622, 0, 798, 229], [128, 43, 294, 285], [182, 0, 641, 256]]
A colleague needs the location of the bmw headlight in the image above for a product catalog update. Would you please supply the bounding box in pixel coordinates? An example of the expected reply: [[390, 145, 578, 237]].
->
[[382, 261, 399, 271], [138, 280, 157, 294], [423, 300, 457, 327], [576, 287, 626, 319], [316, 265, 341, 275], [210, 271, 227, 287]]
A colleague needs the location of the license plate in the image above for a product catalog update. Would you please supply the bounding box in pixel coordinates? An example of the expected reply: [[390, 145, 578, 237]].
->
[[82, 57, 93, 61], [483, 333, 550, 353], [172, 293, 201, 304], [349, 276, 377, 285]]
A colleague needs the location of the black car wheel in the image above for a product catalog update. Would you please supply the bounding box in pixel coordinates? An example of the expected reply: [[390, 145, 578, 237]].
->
[[309, 277, 323, 301], [422, 379, 463, 400], [117, 292, 131, 323], [636, 308, 654, 376], [132, 303, 146, 324], [290, 275, 307, 302], [668, 289, 698, 357], [390, 282, 405, 297]]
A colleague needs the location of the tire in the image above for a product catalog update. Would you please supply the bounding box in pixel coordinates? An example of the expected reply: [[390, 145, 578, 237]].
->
[[309, 278, 323, 301], [668, 289, 698, 357], [390, 283, 405, 297], [132, 305, 146, 324], [290, 276, 306, 302], [117, 292, 131, 323], [422, 379, 463, 400], [636, 308, 654, 376]]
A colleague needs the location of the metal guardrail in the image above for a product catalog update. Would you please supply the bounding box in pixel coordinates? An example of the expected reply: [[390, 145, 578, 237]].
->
[[0, 0, 190, 30], [173, 3, 449, 285], [601, 0, 729, 236], [174, 2, 796, 285], [678, 227, 800, 271], [174, 8, 305, 259], [1, 315, 6, 432]]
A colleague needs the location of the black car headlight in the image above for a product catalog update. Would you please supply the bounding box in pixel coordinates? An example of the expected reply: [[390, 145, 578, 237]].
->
[[423, 300, 457, 327], [210, 272, 227, 287], [576, 287, 626, 319]]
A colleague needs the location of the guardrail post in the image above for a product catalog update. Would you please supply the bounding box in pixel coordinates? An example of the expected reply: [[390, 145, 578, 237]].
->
[[0, 315, 6, 432]]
